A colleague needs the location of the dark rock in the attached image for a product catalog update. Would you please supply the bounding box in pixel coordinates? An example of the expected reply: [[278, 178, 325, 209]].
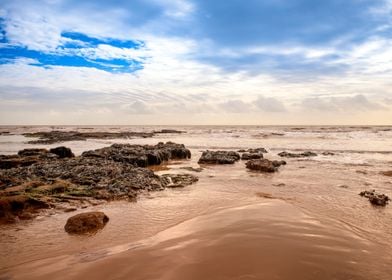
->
[[18, 148, 48, 157], [49, 146, 75, 158], [82, 142, 191, 167], [198, 150, 240, 164], [241, 153, 263, 160], [278, 151, 317, 158], [322, 152, 335, 156], [238, 148, 268, 154], [246, 159, 285, 173], [0, 195, 50, 224], [154, 129, 185, 134], [64, 211, 109, 234], [359, 190, 390, 206], [160, 174, 198, 188]]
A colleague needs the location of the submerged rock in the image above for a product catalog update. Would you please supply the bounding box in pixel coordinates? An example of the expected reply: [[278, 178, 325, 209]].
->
[[198, 151, 240, 164], [64, 211, 109, 234], [160, 174, 199, 188], [154, 129, 185, 134], [246, 159, 286, 173], [359, 190, 390, 206], [380, 171, 392, 177], [278, 151, 317, 158]]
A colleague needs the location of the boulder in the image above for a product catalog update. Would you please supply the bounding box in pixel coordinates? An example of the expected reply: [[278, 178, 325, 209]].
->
[[49, 146, 75, 158], [64, 211, 109, 234], [246, 159, 286, 173], [198, 151, 240, 164], [359, 190, 390, 206], [278, 151, 317, 158]]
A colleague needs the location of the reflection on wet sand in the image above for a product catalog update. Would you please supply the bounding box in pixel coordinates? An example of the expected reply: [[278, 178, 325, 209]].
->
[[4, 201, 389, 280]]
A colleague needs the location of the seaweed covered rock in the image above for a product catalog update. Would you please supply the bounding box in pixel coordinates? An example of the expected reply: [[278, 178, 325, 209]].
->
[[246, 159, 286, 173], [198, 151, 240, 164], [82, 142, 191, 167], [64, 211, 109, 234], [49, 146, 75, 158], [278, 151, 317, 158], [160, 174, 199, 188]]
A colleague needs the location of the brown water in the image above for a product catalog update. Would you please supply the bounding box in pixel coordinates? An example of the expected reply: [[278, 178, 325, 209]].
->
[[0, 126, 392, 279]]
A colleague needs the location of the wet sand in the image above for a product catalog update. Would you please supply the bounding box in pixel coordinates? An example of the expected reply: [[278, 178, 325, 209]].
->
[[3, 201, 390, 280]]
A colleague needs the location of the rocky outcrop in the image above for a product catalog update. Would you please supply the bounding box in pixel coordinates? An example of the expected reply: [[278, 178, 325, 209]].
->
[[198, 151, 240, 164], [239, 148, 268, 154], [0, 142, 195, 223], [278, 151, 317, 158], [23, 131, 154, 144], [49, 146, 75, 158], [82, 142, 191, 167], [246, 159, 286, 173], [64, 212, 109, 234], [0, 148, 62, 169], [359, 190, 390, 206]]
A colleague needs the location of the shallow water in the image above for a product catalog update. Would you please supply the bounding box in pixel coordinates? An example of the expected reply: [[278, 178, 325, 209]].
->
[[0, 126, 392, 279]]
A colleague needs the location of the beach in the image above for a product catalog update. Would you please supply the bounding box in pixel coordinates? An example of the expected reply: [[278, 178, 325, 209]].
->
[[1, 125, 392, 279]]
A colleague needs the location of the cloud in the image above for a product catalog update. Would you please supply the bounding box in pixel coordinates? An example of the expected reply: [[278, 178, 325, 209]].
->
[[253, 96, 287, 112], [300, 94, 388, 112]]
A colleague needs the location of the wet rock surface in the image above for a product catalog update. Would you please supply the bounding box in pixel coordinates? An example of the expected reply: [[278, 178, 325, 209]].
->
[[359, 190, 390, 206], [246, 159, 286, 173], [0, 142, 194, 223], [160, 174, 199, 188], [82, 142, 191, 167], [241, 153, 263, 160], [64, 211, 109, 234], [278, 151, 317, 158], [198, 151, 240, 164], [0, 148, 60, 169], [23, 131, 154, 144], [238, 148, 268, 154], [49, 146, 75, 158]]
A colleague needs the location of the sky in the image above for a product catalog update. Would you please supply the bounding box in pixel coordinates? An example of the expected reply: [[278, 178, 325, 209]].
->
[[0, 0, 392, 125]]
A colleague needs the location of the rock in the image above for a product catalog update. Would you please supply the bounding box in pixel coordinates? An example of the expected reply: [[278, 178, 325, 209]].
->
[[246, 159, 286, 173], [278, 151, 317, 158], [241, 153, 263, 160], [238, 148, 268, 154], [0, 195, 50, 224], [64, 211, 109, 234], [322, 152, 335, 156], [0, 155, 40, 169], [359, 190, 390, 206], [154, 129, 185, 134], [18, 148, 48, 157], [198, 151, 240, 164], [0, 142, 195, 222], [49, 146, 75, 158], [160, 174, 199, 188], [82, 142, 191, 167]]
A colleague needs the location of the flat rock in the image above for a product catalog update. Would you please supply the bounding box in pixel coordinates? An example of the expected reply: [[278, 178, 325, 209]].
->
[[198, 151, 240, 164], [49, 146, 75, 158], [246, 159, 286, 173], [64, 211, 109, 234], [278, 151, 317, 158]]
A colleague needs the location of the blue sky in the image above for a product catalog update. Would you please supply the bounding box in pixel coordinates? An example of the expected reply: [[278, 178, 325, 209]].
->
[[0, 0, 391, 124]]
